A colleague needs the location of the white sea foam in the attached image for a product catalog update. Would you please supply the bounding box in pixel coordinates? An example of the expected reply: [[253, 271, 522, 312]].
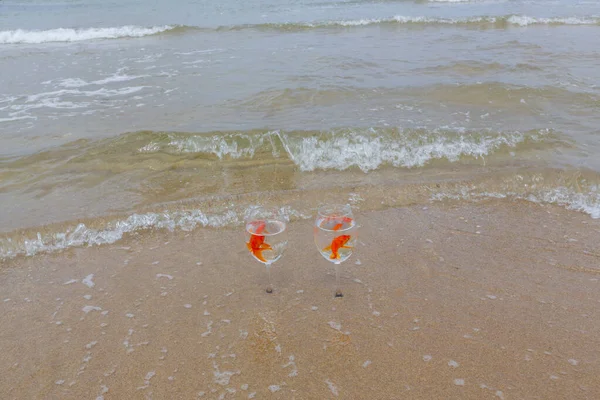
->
[[2, 207, 292, 259], [82, 274, 95, 288], [82, 305, 102, 314], [165, 131, 280, 160], [56, 74, 149, 88], [298, 16, 478, 27], [25, 87, 146, 102], [0, 96, 17, 105], [278, 128, 542, 172], [5, 86, 145, 116], [283, 355, 298, 377], [213, 362, 239, 386], [328, 321, 342, 331], [0, 116, 36, 123], [55, 78, 88, 88], [432, 185, 600, 219], [325, 379, 339, 396], [174, 48, 224, 56], [321, 15, 600, 27], [9, 99, 90, 114], [392, 16, 492, 25], [506, 15, 600, 26], [0, 25, 174, 44], [93, 74, 148, 86], [526, 187, 600, 218]]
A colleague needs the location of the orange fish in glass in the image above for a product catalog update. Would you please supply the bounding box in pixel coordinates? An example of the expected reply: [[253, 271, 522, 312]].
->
[[323, 234, 352, 260], [245, 208, 288, 293], [314, 204, 358, 297], [332, 217, 353, 231], [246, 221, 272, 263]]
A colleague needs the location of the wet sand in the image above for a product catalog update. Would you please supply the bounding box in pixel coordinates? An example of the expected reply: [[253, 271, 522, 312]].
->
[[1, 200, 600, 399]]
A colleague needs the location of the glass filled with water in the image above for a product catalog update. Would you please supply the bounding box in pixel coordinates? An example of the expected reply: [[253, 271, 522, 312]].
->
[[245, 207, 288, 293], [314, 204, 358, 297]]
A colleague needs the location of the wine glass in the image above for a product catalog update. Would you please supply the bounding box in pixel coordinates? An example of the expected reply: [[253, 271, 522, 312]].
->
[[314, 204, 358, 297], [245, 206, 288, 293]]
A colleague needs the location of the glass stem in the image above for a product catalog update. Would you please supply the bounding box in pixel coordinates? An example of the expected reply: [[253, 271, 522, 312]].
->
[[334, 262, 343, 298], [266, 264, 273, 294]]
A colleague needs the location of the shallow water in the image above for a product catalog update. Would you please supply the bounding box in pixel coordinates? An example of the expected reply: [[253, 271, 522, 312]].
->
[[1, 0, 600, 258]]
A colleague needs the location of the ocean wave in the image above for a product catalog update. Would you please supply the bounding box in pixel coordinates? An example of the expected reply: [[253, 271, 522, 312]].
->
[[133, 128, 559, 172], [2, 14, 597, 45], [281, 128, 551, 172], [164, 131, 281, 160], [504, 15, 600, 26], [528, 187, 600, 219], [0, 128, 567, 190], [226, 15, 600, 31], [342, 15, 600, 27], [0, 25, 175, 44], [0, 206, 307, 260]]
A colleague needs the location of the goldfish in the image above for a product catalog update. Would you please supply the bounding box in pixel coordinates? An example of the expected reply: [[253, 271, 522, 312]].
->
[[323, 234, 352, 260], [247, 221, 272, 263], [328, 216, 353, 231]]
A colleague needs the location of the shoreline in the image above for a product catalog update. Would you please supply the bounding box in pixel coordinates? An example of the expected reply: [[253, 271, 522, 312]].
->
[[3, 163, 600, 259], [1, 200, 600, 399]]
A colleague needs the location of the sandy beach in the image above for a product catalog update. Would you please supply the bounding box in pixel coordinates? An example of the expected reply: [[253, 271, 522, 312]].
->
[[3, 0, 600, 398], [1, 200, 599, 399]]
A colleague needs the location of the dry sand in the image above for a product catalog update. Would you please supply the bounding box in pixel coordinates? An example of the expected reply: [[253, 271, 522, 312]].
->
[[1, 200, 600, 399]]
